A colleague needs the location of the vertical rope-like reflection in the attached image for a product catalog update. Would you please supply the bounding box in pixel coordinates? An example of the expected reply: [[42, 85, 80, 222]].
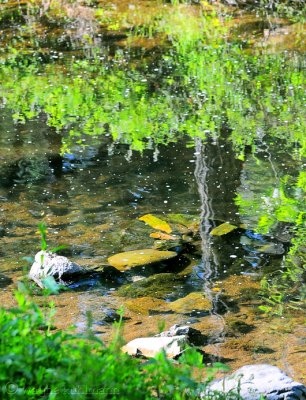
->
[[194, 137, 226, 357], [194, 137, 215, 279]]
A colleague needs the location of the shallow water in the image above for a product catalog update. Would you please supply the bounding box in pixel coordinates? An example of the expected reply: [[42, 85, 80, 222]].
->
[[0, 0, 305, 383]]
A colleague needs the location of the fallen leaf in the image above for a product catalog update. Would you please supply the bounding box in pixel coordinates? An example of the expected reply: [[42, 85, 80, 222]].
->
[[210, 222, 237, 236], [139, 214, 172, 233]]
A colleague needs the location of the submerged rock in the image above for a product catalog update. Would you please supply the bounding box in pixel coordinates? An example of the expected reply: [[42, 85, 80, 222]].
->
[[205, 364, 306, 400], [29, 251, 85, 287], [117, 273, 185, 299], [168, 292, 212, 314], [122, 336, 188, 359], [95, 308, 122, 325], [124, 296, 167, 315], [107, 249, 177, 271]]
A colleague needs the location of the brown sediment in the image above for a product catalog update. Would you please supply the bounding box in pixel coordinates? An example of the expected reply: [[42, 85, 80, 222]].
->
[[203, 310, 306, 383], [1, 262, 305, 383], [228, 12, 305, 52]]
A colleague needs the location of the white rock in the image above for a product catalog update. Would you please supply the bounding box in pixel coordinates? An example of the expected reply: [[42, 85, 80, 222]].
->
[[122, 335, 188, 359], [205, 364, 306, 400], [29, 251, 85, 287]]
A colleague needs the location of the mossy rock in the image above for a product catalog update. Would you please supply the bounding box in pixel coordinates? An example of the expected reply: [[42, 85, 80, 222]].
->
[[117, 273, 185, 299], [124, 296, 167, 315], [167, 292, 212, 314], [108, 249, 177, 271]]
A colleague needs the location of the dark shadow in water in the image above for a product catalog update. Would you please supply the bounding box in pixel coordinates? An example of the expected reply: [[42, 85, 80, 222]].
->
[[67, 272, 125, 291], [241, 344, 276, 354], [204, 353, 236, 364], [0, 273, 13, 289], [225, 320, 256, 337]]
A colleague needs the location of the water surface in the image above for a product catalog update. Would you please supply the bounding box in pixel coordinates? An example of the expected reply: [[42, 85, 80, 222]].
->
[[0, 0, 305, 382]]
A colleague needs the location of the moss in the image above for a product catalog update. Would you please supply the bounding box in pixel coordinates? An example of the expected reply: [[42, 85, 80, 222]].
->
[[124, 297, 167, 315], [117, 273, 185, 299]]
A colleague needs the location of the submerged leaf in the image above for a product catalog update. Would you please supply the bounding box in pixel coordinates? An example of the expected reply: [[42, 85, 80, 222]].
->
[[150, 232, 178, 240], [139, 214, 172, 233], [256, 243, 285, 255], [210, 222, 237, 236]]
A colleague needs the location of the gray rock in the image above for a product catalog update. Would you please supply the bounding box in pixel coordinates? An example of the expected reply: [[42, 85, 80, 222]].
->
[[156, 324, 206, 346], [29, 251, 85, 287], [205, 364, 306, 400], [96, 308, 121, 324], [122, 335, 189, 359]]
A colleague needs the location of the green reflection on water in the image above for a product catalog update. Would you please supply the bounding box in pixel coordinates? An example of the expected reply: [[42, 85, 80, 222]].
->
[[0, 3, 305, 312], [0, 8, 304, 158]]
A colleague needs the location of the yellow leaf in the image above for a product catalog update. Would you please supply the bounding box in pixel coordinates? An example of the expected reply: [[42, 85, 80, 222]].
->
[[210, 222, 237, 236], [150, 232, 177, 240], [139, 214, 172, 233]]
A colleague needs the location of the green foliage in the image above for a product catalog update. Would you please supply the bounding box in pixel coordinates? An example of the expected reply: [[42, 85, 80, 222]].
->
[[0, 291, 234, 399], [37, 222, 66, 254], [38, 222, 48, 252], [259, 224, 306, 315], [297, 171, 306, 192]]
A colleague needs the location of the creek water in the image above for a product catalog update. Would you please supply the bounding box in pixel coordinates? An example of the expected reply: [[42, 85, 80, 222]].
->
[[0, 0, 305, 383]]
